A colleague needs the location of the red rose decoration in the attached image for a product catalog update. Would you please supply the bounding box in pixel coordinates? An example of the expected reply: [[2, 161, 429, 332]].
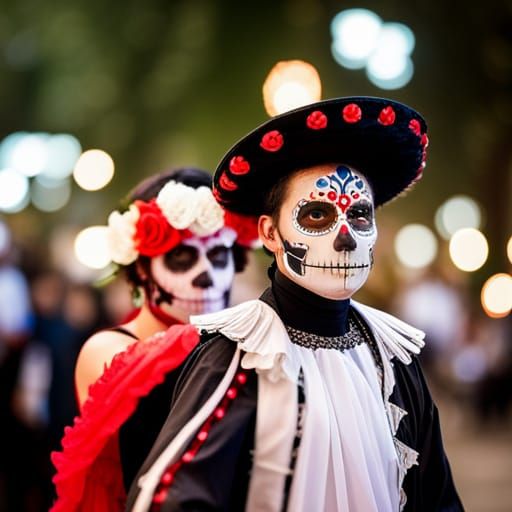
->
[[409, 119, 421, 136], [229, 156, 251, 175], [224, 211, 259, 248], [421, 133, 429, 147], [260, 130, 284, 152], [378, 106, 396, 126], [219, 172, 238, 191], [134, 199, 181, 257], [342, 103, 362, 123], [212, 186, 222, 201], [306, 111, 328, 130]]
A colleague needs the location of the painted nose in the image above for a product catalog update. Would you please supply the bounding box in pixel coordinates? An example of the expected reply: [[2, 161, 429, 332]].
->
[[333, 225, 357, 252], [192, 271, 214, 289]]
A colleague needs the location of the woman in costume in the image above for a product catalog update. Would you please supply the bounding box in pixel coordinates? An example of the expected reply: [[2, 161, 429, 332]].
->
[[51, 167, 258, 511], [126, 98, 464, 511]]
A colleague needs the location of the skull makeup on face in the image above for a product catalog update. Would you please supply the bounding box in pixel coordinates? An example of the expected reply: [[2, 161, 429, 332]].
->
[[149, 227, 236, 318], [275, 164, 377, 300]]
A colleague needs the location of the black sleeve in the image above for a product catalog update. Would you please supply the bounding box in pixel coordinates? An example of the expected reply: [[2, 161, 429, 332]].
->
[[393, 357, 465, 512], [125, 334, 258, 512]]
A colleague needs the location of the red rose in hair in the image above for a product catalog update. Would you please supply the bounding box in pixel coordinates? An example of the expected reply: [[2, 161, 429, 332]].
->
[[306, 111, 328, 130], [260, 130, 284, 152], [219, 173, 238, 191], [409, 119, 421, 136], [378, 106, 396, 126], [224, 211, 259, 248], [229, 156, 251, 175], [342, 103, 362, 123], [133, 199, 181, 257], [421, 133, 429, 147]]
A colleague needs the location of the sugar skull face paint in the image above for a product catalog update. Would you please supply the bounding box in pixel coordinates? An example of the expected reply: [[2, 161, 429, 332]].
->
[[149, 228, 236, 317], [276, 164, 377, 300]]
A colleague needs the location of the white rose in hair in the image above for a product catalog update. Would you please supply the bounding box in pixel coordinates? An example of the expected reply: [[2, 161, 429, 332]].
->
[[156, 181, 199, 230], [189, 186, 225, 236], [107, 204, 139, 265]]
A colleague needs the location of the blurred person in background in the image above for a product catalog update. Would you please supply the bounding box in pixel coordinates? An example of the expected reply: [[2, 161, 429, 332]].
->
[[0, 220, 34, 511], [51, 167, 258, 511]]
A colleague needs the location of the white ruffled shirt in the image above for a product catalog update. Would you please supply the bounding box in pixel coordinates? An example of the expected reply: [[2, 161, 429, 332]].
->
[[133, 299, 424, 512]]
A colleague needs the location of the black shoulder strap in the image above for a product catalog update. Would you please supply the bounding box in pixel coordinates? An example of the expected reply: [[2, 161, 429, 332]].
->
[[108, 326, 139, 340]]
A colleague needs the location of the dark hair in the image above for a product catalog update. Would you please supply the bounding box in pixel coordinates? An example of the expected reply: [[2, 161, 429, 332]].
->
[[122, 167, 248, 290]]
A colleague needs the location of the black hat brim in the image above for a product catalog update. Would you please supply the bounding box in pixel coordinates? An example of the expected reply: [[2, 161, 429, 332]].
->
[[213, 97, 428, 215]]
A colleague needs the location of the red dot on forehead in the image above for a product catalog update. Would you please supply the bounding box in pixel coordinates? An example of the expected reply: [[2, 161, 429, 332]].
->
[[327, 191, 337, 201]]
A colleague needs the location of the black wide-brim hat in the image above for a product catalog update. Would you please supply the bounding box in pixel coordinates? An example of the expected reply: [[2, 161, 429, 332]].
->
[[213, 96, 428, 216]]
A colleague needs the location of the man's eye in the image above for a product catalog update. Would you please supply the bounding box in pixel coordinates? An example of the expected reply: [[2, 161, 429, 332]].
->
[[347, 202, 373, 230], [296, 201, 338, 232], [309, 210, 326, 220]]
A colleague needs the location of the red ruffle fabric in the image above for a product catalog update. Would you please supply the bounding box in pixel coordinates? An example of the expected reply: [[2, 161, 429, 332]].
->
[[50, 324, 200, 512]]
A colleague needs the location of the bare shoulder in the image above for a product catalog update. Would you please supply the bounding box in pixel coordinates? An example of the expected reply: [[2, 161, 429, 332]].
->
[[75, 329, 137, 407]]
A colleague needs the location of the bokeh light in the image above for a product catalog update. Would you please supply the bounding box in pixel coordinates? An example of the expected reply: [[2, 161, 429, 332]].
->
[[43, 134, 82, 180], [262, 60, 322, 117], [481, 273, 512, 318], [435, 195, 482, 240], [330, 9, 382, 69], [507, 236, 512, 265], [394, 224, 438, 269], [449, 228, 489, 271], [74, 226, 111, 269], [331, 10, 415, 89], [73, 149, 115, 191], [0, 168, 30, 212], [2, 132, 49, 177], [31, 176, 71, 212]]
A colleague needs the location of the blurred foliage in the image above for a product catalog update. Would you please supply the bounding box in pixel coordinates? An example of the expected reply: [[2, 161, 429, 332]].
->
[[0, 0, 511, 284]]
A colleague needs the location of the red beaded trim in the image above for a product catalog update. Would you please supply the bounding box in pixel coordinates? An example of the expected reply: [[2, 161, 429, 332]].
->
[[150, 369, 249, 510]]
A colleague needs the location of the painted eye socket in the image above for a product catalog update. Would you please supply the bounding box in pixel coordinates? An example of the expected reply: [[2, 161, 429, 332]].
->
[[296, 201, 338, 233], [206, 245, 230, 268], [164, 245, 199, 272], [347, 201, 374, 231]]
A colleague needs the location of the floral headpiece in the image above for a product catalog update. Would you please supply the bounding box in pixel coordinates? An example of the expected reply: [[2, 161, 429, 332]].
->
[[107, 181, 259, 265]]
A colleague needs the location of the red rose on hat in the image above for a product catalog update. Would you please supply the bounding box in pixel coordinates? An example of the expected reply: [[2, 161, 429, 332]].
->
[[378, 106, 396, 126], [229, 156, 251, 175], [134, 199, 181, 257], [342, 103, 362, 123], [306, 111, 328, 130], [260, 130, 284, 152], [219, 173, 238, 191], [409, 119, 422, 136]]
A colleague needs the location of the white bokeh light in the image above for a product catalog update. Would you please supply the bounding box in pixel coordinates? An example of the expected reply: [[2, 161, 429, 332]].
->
[[394, 224, 438, 269], [0, 168, 30, 212], [435, 195, 482, 240], [507, 236, 512, 265], [74, 226, 112, 269], [73, 149, 115, 191], [449, 228, 488, 272], [43, 134, 82, 180], [330, 9, 382, 69], [31, 176, 71, 212], [6, 133, 49, 177], [331, 10, 415, 90], [481, 273, 512, 318], [366, 52, 414, 89]]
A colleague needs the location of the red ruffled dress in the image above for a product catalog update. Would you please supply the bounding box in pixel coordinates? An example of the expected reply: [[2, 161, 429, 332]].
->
[[50, 323, 200, 512]]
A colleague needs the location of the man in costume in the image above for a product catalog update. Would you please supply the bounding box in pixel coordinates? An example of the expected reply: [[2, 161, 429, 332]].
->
[[126, 98, 464, 511], [51, 168, 258, 511]]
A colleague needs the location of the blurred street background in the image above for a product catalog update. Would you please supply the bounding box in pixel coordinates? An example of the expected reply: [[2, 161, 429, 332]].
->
[[0, 1, 510, 510]]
